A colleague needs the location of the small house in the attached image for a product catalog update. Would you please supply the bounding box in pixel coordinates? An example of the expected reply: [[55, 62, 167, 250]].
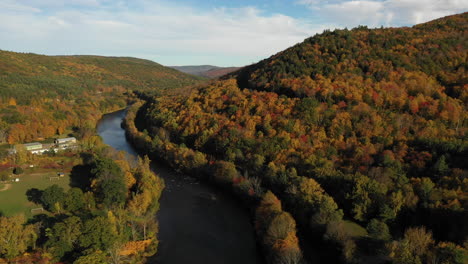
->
[[24, 142, 43, 151], [54, 137, 77, 145], [55, 137, 77, 150], [22, 142, 47, 154]]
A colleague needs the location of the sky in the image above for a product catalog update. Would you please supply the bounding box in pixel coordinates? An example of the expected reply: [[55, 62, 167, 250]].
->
[[0, 0, 466, 66]]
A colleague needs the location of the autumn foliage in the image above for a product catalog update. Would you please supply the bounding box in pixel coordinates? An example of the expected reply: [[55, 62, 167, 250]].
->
[[129, 13, 468, 263], [0, 50, 203, 145]]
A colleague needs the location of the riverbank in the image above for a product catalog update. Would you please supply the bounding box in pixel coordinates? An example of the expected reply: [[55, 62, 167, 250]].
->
[[98, 108, 263, 264], [122, 102, 305, 264]]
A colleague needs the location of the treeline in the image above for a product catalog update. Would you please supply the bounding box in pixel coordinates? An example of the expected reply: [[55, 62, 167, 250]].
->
[[0, 143, 164, 263], [0, 50, 203, 145]]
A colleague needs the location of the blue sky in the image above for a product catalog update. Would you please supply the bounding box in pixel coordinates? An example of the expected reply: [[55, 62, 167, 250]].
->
[[0, 0, 466, 66]]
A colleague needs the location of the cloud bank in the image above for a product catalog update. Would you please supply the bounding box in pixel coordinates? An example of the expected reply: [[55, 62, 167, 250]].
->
[[0, 0, 466, 66], [297, 0, 468, 27], [0, 0, 324, 66]]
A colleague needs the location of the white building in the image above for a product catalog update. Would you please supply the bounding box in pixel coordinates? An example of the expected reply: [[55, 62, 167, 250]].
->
[[54, 137, 77, 146], [23, 142, 48, 154]]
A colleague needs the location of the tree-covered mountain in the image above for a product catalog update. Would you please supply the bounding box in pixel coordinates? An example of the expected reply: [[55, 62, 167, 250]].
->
[[130, 13, 468, 264], [0, 51, 203, 104], [230, 12, 466, 101], [0, 50, 203, 145]]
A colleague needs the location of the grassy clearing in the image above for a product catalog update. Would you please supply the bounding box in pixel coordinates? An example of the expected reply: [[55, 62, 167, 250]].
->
[[0, 172, 70, 217], [0, 152, 82, 217], [343, 220, 368, 238]]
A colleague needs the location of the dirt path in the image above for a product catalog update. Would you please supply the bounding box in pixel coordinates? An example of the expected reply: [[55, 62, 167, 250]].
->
[[0, 183, 11, 192]]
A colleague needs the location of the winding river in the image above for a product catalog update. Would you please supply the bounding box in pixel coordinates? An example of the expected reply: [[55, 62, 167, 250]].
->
[[97, 109, 262, 264]]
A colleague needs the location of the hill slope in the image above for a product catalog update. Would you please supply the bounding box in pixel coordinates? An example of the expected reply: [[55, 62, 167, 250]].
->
[[230, 12, 467, 100], [0, 50, 203, 145], [0, 51, 203, 104], [135, 13, 468, 264]]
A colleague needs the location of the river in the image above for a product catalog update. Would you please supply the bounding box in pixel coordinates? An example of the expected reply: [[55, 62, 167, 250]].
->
[[97, 109, 263, 264]]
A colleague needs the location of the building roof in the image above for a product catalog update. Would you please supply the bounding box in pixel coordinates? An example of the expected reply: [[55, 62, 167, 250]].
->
[[24, 142, 42, 147], [56, 137, 76, 143]]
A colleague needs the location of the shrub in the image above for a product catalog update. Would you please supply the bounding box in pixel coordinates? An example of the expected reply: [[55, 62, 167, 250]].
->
[[211, 160, 238, 185], [13, 167, 23, 175], [0, 171, 9, 181], [367, 219, 391, 241]]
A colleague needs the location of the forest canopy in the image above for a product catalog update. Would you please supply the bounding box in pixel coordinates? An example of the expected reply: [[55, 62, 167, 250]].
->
[[132, 13, 468, 264], [0, 51, 203, 145]]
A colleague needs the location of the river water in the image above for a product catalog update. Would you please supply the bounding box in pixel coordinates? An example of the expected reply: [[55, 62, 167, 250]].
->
[[97, 109, 262, 264]]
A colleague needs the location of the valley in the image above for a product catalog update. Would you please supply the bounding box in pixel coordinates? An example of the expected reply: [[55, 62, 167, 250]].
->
[[98, 109, 262, 264], [0, 10, 466, 264]]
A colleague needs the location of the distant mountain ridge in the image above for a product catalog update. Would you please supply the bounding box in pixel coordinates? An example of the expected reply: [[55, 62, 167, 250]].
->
[[169, 65, 241, 78]]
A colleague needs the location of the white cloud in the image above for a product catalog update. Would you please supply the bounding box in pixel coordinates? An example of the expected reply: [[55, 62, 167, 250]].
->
[[298, 0, 468, 27], [1, 0, 465, 66], [0, 1, 41, 13], [0, 1, 329, 66], [322, 1, 384, 26], [19, 0, 102, 8]]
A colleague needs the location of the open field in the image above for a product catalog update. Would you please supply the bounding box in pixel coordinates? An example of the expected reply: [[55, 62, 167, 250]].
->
[[0, 172, 70, 217], [343, 220, 368, 238], [0, 152, 81, 217], [0, 183, 10, 191]]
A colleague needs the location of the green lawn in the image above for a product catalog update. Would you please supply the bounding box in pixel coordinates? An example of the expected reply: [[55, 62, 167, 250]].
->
[[0, 172, 70, 217], [343, 220, 368, 238]]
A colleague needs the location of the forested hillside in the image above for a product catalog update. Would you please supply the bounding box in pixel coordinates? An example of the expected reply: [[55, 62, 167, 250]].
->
[[231, 13, 466, 100], [131, 13, 468, 264], [0, 51, 173, 263], [0, 50, 202, 146]]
